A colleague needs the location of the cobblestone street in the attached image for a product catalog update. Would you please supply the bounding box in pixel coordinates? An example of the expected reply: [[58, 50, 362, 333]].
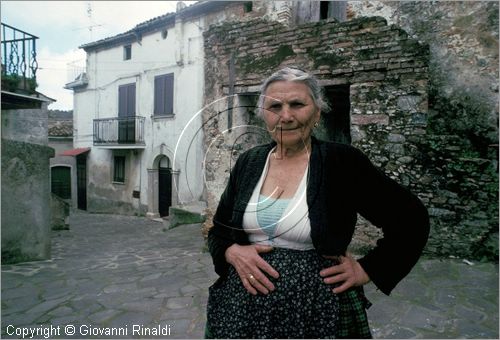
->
[[1, 211, 498, 338]]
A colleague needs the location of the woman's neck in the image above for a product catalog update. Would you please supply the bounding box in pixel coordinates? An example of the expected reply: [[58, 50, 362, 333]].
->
[[274, 139, 311, 160]]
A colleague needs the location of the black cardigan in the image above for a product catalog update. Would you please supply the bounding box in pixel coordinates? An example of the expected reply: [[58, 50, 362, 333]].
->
[[208, 137, 430, 295]]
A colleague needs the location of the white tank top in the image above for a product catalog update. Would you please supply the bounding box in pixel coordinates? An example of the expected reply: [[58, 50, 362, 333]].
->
[[242, 148, 314, 250]]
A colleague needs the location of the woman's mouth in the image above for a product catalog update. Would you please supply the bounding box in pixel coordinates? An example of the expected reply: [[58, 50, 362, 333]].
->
[[278, 126, 300, 131]]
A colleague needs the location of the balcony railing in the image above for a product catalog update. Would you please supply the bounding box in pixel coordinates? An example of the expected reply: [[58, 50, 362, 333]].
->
[[64, 60, 88, 89], [93, 116, 145, 146], [1, 23, 38, 92]]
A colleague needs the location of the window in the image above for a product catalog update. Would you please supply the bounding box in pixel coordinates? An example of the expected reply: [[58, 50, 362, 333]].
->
[[320, 1, 330, 20], [295, 1, 347, 24], [118, 83, 136, 116], [114, 156, 126, 183], [244, 2, 253, 13], [320, 1, 347, 22], [123, 44, 132, 60], [118, 83, 136, 143], [154, 73, 174, 116]]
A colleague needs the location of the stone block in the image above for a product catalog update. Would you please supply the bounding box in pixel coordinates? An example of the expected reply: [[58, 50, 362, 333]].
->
[[351, 114, 389, 125], [168, 207, 206, 229], [388, 133, 406, 143], [428, 208, 456, 218], [51, 194, 70, 230]]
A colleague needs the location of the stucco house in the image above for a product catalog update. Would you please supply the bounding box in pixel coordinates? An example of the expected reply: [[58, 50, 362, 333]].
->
[[64, 1, 290, 217]]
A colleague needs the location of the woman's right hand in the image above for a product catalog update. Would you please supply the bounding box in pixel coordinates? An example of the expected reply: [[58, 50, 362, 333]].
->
[[225, 244, 280, 295]]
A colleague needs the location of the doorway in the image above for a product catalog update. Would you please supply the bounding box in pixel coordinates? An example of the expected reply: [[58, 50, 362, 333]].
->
[[51, 166, 71, 199], [158, 156, 172, 217], [322, 85, 351, 144], [76, 155, 87, 210]]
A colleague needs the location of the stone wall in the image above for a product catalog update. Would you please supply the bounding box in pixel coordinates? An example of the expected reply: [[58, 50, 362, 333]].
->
[[1, 138, 55, 263], [348, 1, 499, 260], [202, 16, 433, 249], [1, 101, 58, 263], [202, 10, 498, 261], [1, 107, 49, 145]]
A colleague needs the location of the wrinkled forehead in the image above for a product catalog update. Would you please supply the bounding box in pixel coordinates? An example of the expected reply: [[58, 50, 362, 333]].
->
[[262, 80, 313, 103]]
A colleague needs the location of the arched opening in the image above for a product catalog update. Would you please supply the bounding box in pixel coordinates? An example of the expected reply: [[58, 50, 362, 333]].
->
[[158, 156, 172, 217]]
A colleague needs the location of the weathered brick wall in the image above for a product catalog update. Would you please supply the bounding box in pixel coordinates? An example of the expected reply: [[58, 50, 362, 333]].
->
[[202, 16, 436, 250], [203, 12, 498, 261], [348, 1, 499, 260]]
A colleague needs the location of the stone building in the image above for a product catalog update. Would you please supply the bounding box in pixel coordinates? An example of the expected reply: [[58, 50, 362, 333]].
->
[[201, 1, 498, 261], [347, 1, 499, 260], [1, 23, 56, 263]]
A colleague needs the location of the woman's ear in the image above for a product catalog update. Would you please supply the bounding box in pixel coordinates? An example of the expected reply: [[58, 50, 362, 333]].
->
[[315, 108, 321, 122]]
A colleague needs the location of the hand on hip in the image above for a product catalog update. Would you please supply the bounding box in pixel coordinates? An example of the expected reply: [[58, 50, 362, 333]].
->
[[225, 244, 280, 295]]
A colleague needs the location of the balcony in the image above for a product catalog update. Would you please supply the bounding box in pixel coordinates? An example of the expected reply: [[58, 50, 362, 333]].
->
[[64, 61, 88, 90], [93, 116, 146, 149], [1, 23, 38, 94]]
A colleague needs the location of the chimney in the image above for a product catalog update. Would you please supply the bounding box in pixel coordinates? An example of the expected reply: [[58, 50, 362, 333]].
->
[[176, 1, 186, 12]]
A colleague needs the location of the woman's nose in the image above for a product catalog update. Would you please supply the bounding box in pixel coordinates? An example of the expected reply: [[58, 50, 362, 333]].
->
[[279, 105, 294, 122]]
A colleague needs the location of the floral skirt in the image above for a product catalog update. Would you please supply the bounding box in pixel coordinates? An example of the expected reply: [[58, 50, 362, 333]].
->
[[206, 248, 372, 339]]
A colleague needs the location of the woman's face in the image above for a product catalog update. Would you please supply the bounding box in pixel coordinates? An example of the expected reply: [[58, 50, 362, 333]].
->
[[262, 81, 320, 149]]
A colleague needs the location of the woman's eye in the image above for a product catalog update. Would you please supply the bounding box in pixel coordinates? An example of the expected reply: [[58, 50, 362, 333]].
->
[[269, 103, 282, 110], [291, 102, 305, 108]]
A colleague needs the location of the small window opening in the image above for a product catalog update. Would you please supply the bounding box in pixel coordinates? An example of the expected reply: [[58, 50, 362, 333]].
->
[[114, 156, 126, 183], [123, 45, 132, 60], [321, 85, 351, 144], [161, 29, 168, 39], [244, 1, 253, 13], [320, 1, 330, 20]]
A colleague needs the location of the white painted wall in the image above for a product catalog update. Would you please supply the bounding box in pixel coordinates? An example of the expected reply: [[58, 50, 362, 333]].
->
[[73, 15, 206, 214], [72, 3, 283, 214]]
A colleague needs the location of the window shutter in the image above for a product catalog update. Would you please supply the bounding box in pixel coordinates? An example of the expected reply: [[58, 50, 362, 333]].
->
[[154, 73, 174, 116], [165, 73, 174, 115], [119, 85, 127, 117], [154, 76, 165, 115], [127, 84, 136, 116], [119, 83, 136, 117]]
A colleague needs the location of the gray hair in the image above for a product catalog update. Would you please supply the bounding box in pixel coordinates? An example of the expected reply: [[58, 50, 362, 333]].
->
[[256, 67, 330, 116]]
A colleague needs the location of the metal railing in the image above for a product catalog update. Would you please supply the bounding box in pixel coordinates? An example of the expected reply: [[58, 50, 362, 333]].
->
[[67, 60, 86, 84], [1, 23, 39, 85], [93, 116, 145, 145]]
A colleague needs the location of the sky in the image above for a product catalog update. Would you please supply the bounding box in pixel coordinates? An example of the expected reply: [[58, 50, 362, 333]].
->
[[1, 1, 197, 110]]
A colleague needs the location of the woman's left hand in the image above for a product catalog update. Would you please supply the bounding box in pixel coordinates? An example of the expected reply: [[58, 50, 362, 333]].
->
[[319, 252, 371, 294]]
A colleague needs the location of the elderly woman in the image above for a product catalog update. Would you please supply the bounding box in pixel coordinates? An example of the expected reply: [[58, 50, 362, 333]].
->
[[206, 67, 429, 338]]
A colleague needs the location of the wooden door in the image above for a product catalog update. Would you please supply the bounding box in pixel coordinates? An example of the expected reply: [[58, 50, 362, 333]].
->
[[76, 155, 87, 210], [51, 166, 71, 199], [158, 167, 172, 217]]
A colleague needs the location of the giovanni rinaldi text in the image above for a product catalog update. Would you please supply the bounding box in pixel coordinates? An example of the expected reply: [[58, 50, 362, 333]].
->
[[6, 324, 172, 338]]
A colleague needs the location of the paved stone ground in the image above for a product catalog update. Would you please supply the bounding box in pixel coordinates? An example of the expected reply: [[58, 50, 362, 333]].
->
[[1, 211, 498, 339]]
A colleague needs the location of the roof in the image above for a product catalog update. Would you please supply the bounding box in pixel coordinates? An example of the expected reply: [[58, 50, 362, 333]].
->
[[1, 90, 56, 109], [49, 120, 73, 137], [80, 1, 237, 52], [59, 147, 90, 157]]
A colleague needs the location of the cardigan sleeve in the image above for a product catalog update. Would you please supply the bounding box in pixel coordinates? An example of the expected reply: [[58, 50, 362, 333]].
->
[[207, 153, 244, 278], [352, 148, 430, 295]]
